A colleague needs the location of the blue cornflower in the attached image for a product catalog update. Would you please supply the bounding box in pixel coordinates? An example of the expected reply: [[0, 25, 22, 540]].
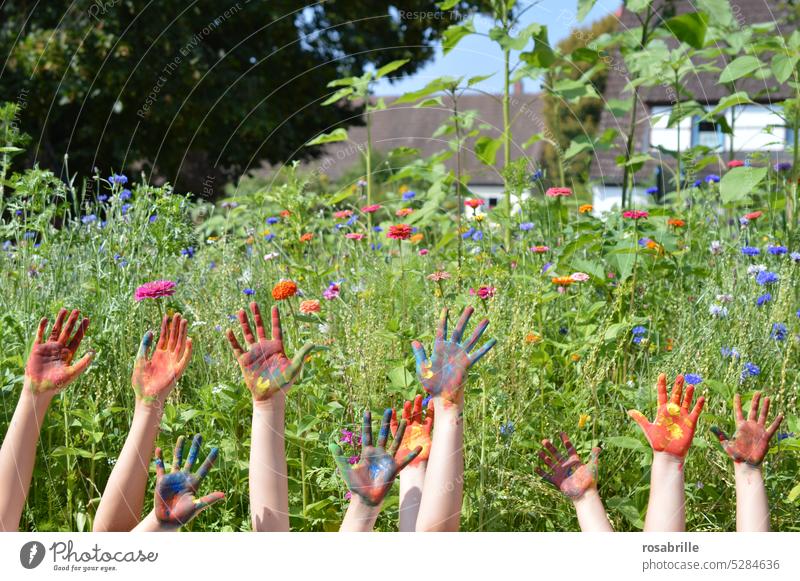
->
[[684, 373, 702, 385], [633, 336, 644, 344], [632, 326, 647, 336], [638, 237, 653, 247], [790, 252, 800, 262], [23, 231, 36, 240], [646, 186, 658, 195], [243, 288, 255, 296], [209, 261, 216, 270], [739, 217, 750, 227], [519, 222, 535, 231], [461, 228, 475, 239], [774, 162, 792, 172], [721, 346, 740, 359], [771, 323, 787, 341], [422, 395, 432, 407], [98, 194, 109, 202], [559, 326, 568, 335], [530, 169, 543, 181], [264, 233, 275, 241], [768, 245, 788, 255], [81, 214, 97, 225], [373, 226, 383, 232], [121, 203, 133, 215], [705, 174, 720, 183], [755, 271, 779, 285], [2, 241, 11, 251], [472, 231, 483, 241], [267, 217, 280, 224], [14, 209, 22, 216], [203, 354, 214, 365], [149, 214, 158, 223], [402, 190, 416, 200], [119, 189, 132, 200], [181, 247, 196, 258], [499, 421, 515, 437], [693, 179, 702, 187], [109, 173, 128, 185], [118, 259, 128, 267], [541, 261, 553, 274], [777, 432, 795, 441], [741, 246, 760, 256], [346, 215, 358, 226], [741, 362, 760, 380], [756, 293, 772, 306]]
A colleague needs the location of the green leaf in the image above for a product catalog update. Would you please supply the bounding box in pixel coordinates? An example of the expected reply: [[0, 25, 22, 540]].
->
[[702, 91, 753, 119], [474, 136, 503, 166], [577, 0, 597, 21], [467, 73, 495, 86], [788, 482, 800, 503], [627, 0, 651, 13], [720, 166, 767, 202], [563, 139, 594, 160], [549, 78, 598, 101], [394, 78, 449, 105], [663, 12, 708, 50], [306, 128, 348, 146], [719, 55, 763, 84], [375, 59, 409, 80], [442, 20, 475, 55], [0, 146, 24, 153], [321, 87, 354, 106], [437, 0, 460, 9], [519, 26, 555, 68], [605, 436, 648, 451], [772, 53, 798, 84], [387, 366, 414, 389]]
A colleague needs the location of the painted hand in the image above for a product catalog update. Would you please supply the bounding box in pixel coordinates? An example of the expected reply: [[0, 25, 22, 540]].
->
[[711, 392, 783, 466], [411, 306, 496, 407], [390, 394, 434, 467], [153, 434, 225, 527], [131, 314, 192, 404], [25, 308, 94, 395], [330, 409, 421, 506], [628, 373, 705, 458], [535, 432, 600, 499], [226, 302, 314, 401]]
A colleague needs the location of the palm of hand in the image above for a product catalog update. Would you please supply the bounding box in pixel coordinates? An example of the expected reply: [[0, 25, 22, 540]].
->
[[238, 340, 292, 400], [346, 446, 399, 506], [419, 341, 470, 401], [155, 472, 203, 525], [26, 342, 76, 393], [553, 456, 596, 498], [397, 424, 431, 464], [133, 350, 179, 398], [648, 403, 696, 456], [724, 421, 770, 464]]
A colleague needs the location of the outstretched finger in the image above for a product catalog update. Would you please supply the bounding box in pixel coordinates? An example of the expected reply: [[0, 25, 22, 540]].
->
[[411, 341, 430, 376], [287, 342, 315, 382], [748, 391, 761, 422], [66, 318, 89, 355], [588, 447, 601, 469], [670, 374, 684, 405], [193, 491, 225, 514], [184, 434, 202, 472], [627, 409, 650, 431], [271, 306, 283, 343], [462, 318, 489, 352], [538, 450, 556, 469], [681, 385, 695, 414], [196, 447, 219, 482], [766, 414, 784, 439], [172, 436, 186, 472], [250, 302, 267, 341], [469, 338, 497, 366], [137, 331, 154, 361], [167, 314, 181, 352], [450, 306, 474, 344], [329, 443, 350, 474], [734, 393, 744, 423], [57, 309, 80, 345], [66, 351, 95, 379], [48, 308, 68, 342], [396, 445, 422, 472], [534, 466, 554, 484], [424, 398, 434, 431], [656, 373, 667, 407], [176, 338, 193, 376], [156, 315, 169, 350], [560, 432, 578, 457], [543, 439, 564, 462], [225, 330, 245, 359], [174, 318, 188, 357], [238, 310, 256, 345], [377, 408, 392, 449], [410, 395, 423, 423], [155, 447, 165, 479], [758, 396, 771, 426], [390, 408, 400, 437], [362, 409, 373, 447], [389, 419, 407, 457], [435, 307, 448, 342], [34, 318, 48, 346], [689, 396, 706, 424]]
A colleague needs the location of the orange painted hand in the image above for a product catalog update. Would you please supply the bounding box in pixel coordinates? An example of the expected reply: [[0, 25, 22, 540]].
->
[[390, 394, 434, 467], [226, 302, 314, 401], [535, 432, 600, 499], [628, 373, 705, 458], [25, 309, 94, 395], [711, 392, 783, 466], [132, 314, 193, 404]]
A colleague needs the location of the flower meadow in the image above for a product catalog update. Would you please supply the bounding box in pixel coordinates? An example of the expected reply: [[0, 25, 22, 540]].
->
[[1, 161, 800, 532]]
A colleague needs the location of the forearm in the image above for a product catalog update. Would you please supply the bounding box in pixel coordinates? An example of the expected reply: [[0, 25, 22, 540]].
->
[[398, 463, 426, 532], [416, 400, 463, 532], [94, 400, 163, 531], [0, 387, 52, 531], [340, 495, 382, 532], [644, 452, 685, 532], [250, 395, 289, 531], [131, 510, 179, 532], [572, 488, 613, 532], [734, 463, 769, 532]]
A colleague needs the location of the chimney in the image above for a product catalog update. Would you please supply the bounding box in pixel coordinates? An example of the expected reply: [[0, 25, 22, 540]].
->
[[514, 80, 524, 96]]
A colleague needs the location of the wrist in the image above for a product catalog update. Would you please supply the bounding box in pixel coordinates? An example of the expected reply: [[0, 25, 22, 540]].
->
[[20, 381, 54, 410], [734, 461, 763, 478], [653, 450, 685, 467], [571, 486, 600, 505], [252, 391, 286, 412], [432, 396, 464, 420]]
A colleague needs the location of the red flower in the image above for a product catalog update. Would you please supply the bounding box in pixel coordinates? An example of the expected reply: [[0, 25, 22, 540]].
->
[[470, 285, 496, 299], [727, 160, 745, 168], [135, 280, 176, 301], [464, 198, 485, 209], [667, 218, 685, 227], [387, 224, 413, 240], [361, 204, 382, 213], [345, 233, 365, 240], [545, 187, 572, 198], [300, 232, 313, 242], [280, 210, 291, 218], [622, 210, 649, 220], [333, 210, 353, 220], [396, 208, 413, 217], [744, 211, 763, 220]]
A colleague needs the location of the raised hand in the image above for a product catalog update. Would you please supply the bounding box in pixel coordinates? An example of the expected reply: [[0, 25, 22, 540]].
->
[[390, 394, 434, 466], [25, 308, 94, 394], [330, 409, 421, 506], [132, 314, 192, 404], [411, 306, 496, 407], [535, 432, 600, 499], [711, 392, 783, 466], [153, 434, 225, 526], [226, 302, 314, 401], [628, 373, 705, 458]]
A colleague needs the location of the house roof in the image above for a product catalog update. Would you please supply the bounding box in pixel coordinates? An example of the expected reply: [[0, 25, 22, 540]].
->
[[312, 91, 545, 186], [590, 0, 793, 184]]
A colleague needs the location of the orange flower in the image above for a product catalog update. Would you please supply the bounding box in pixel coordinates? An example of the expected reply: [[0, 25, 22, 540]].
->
[[525, 333, 542, 343], [299, 299, 321, 314], [299, 232, 313, 242], [272, 280, 298, 301], [387, 224, 413, 240], [667, 218, 685, 227], [578, 414, 591, 429], [665, 338, 674, 352], [570, 353, 581, 362], [410, 233, 424, 244], [551, 276, 574, 286], [579, 204, 593, 214], [396, 208, 413, 217], [280, 210, 291, 218], [464, 198, 485, 209]]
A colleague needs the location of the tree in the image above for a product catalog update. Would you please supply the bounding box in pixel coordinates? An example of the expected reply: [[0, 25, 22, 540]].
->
[[0, 0, 477, 196]]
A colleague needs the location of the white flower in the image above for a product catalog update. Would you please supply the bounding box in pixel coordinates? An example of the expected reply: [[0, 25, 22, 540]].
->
[[264, 252, 279, 261], [710, 240, 722, 254], [318, 324, 330, 334], [709, 304, 728, 318], [747, 264, 767, 275], [715, 294, 733, 303]]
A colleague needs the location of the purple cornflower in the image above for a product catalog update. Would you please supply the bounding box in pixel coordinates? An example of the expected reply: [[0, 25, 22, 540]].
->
[[756, 292, 772, 306], [756, 271, 779, 285], [741, 246, 760, 256]]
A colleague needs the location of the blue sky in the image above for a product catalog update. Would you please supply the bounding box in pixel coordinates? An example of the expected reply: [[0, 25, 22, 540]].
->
[[374, 0, 620, 95]]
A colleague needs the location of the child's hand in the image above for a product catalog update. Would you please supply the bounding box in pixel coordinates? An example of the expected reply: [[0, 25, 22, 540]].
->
[[390, 394, 434, 467], [25, 309, 94, 395], [411, 307, 496, 407], [226, 302, 314, 401], [535, 432, 600, 499], [330, 409, 421, 506], [154, 434, 225, 526], [628, 373, 705, 458], [132, 314, 192, 404], [711, 392, 783, 466]]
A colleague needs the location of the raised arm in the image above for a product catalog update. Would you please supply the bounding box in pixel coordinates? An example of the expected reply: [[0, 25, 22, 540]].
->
[[412, 306, 496, 532], [0, 309, 94, 531], [226, 302, 314, 532], [628, 373, 705, 532], [133, 434, 225, 532], [390, 395, 434, 532], [711, 392, 783, 532], [94, 314, 192, 531], [331, 409, 420, 532], [536, 432, 612, 532]]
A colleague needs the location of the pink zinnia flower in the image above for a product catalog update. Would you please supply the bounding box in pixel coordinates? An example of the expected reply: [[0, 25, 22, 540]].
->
[[470, 285, 496, 300], [464, 198, 485, 209], [361, 204, 381, 213], [545, 187, 572, 197], [135, 280, 176, 301], [333, 210, 353, 220], [418, 248, 429, 256], [727, 160, 745, 168], [345, 233, 365, 240], [743, 211, 762, 220], [570, 272, 590, 282], [299, 300, 321, 314], [396, 208, 413, 217], [427, 271, 450, 282], [622, 210, 648, 220], [323, 283, 340, 300], [387, 224, 413, 240], [530, 245, 550, 253]]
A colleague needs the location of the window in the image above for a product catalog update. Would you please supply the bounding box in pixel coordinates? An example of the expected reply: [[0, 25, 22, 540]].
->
[[727, 105, 785, 151], [648, 106, 692, 150]]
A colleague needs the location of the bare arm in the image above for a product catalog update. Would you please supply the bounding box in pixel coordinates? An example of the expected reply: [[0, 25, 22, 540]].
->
[[573, 488, 613, 532], [94, 315, 192, 531], [340, 495, 382, 532], [734, 463, 769, 531], [644, 452, 686, 531], [398, 464, 426, 532], [0, 309, 93, 531]]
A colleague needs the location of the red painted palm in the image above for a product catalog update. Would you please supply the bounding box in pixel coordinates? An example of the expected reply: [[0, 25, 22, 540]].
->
[[536, 432, 600, 499], [390, 394, 434, 466], [711, 392, 783, 466], [132, 314, 192, 403]]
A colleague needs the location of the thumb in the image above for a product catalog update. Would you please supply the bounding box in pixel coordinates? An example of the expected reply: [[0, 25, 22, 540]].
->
[[66, 350, 95, 380], [710, 426, 729, 443], [288, 342, 315, 380]]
